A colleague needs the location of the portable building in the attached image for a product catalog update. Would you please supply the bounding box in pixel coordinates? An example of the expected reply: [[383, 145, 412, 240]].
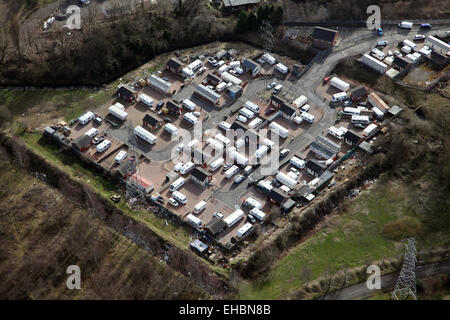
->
[[237, 223, 253, 238], [134, 125, 157, 144], [78, 111, 94, 125], [221, 72, 242, 86], [269, 122, 289, 139], [276, 172, 297, 189], [360, 54, 388, 73], [292, 95, 308, 108], [330, 77, 350, 92], [223, 209, 244, 228], [249, 208, 266, 222], [425, 35, 450, 55], [403, 39, 418, 51], [262, 53, 276, 65]]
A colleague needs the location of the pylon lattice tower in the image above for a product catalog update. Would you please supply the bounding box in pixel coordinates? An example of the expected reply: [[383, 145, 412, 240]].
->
[[392, 238, 417, 300], [125, 121, 145, 202]]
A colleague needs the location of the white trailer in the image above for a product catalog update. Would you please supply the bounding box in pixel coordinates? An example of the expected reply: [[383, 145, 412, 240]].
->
[[255, 145, 269, 159], [330, 77, 350, 92], [269, 121, 289, 139], [249, 208, 266, 222], [206, 138, 224, 151], [182, 99, 197, 111], [237, 223, 253, 238], [290, 156, 306, 169], [209, 157, 224, 171], [223, 209, 244, 228], [78, 111, 94, 125], [188, 59, 202, 72], [183, 112, 199, 125], [108, 105, 128, 121], [300, 112, 315, 124], [228, 150, 249, 166], [239, 107, 255, 119], [245, 101, 261, 114], [218, 64, 229, 75], [221, 71, 242, 86], [275, 63, 289, 74], [85, 127, 98, 138], [403, 39, 418, 51], [225, 165, 240, 179], [360, 54, 388, 74], [139, 94, 154, 108], [262, 53, 276, 65], [363, 123, 378, 137], [371, 48, 385, 60], [215, 133, 231, 146], [96, 139, 111, 153], [328, 126, 346, 140], [134, 125, 157, 144], [164, 123, 178, 135], [187, 214, 202, 228], [292, 95, 308, 108], [244, 197, 263, 210], [276, 172, 297, 189]]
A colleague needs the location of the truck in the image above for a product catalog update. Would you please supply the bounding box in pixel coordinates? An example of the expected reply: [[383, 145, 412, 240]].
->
[[360, 54, 388, 74], [276, 172, 297, 189], [398, 21, 413, 29], [223, 209, 244, 228], [108, 105, 128, 121], [330, 77, 350, 92]]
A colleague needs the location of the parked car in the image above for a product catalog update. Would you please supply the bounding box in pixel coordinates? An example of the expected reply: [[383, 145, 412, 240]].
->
[[198, 67, 207, 75], [280, 149, 290, 158], [168, 198, 179, 207], [420, 23, 432, 29], [323, 76, 330, 84], [301, 104, 310, 112], [223, 163, 233, 171], [377, 40, 388, 47], [247, 176, 257, 187], [94, 116, 103, 125], [290, 167, 300, 176], [266, 82, 277, 90], [265, 107, 277, 115], [163, 117, 172, 123], [237, 115, 248, 123], [175, 143, 184, 153], [414, 34, 426, 41], [247, 214, 256, 224], [156, 101, 165, 111], [213, 212, 224, 219], [376, 27, 383, 35], [93, 135, 105, 144], [156, 196, 165, 204], [343, 99, 352, 106]]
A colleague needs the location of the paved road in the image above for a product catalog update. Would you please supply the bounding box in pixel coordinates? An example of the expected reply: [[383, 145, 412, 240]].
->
[[323, 260, 450, 300]]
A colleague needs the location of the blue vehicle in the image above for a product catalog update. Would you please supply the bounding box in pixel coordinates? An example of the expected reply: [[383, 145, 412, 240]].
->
[[421, 23, 432, 29], [377, 28, 383, 36]]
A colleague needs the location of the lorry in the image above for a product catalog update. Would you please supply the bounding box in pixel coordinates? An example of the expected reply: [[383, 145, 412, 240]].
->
[[330, 77, 350, 92], [223, 209, 244, 228]]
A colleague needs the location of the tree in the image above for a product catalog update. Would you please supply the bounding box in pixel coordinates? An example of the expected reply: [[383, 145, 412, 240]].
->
[[236, 11, 249, 32]]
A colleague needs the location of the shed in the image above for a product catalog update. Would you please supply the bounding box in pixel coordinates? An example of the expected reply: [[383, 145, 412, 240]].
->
[[388, 105, 403, 117], [305, 159, 327, 177], [268, 188, 288, 205], [393, 56, 411, 70], [72, 134, 92, 152], [143, 114, 163, 130], [166, 58, 184, 74], [359, 141, 374, 154], [117, 85, 137, 102], [281, 198, 296, 213], [242, 59, 261, 77], [270, 95, 286, 108], [280, 103, 298, 120], [166, 101, 182, 115], [312, 27, 339, 49], [190, 167, 211, 188], [227, 85, 243, 99], [204, 217, 227, 236], [349, 86, 368, 102], [344, 130, 362, 147]]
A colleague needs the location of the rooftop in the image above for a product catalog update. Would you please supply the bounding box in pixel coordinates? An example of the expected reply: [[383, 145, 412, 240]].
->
[[312, 27, 338, 42]]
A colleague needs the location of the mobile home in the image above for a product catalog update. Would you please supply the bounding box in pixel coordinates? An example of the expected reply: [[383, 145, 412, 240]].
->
[[134, 125, 157, 144], [330, 77, 350, 92]]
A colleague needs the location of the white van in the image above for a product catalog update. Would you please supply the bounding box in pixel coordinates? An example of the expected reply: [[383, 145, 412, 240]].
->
[[85, 127, 98, 138], [273, 84, 283, 94], [182, 99, 197, 111], [248, 117, 263, 129], [239, 107, 255, 119], [114, 150, 127, 164], [331, 92, 348, 102], [96, 139, 111, 153], [139, 94, 154, 108], [193, 200, 207, 214], [209, 157, 224, 171], [219, 121, 231, 131], [245, 101, 261, 114], [180, 161, 195, 175], [225, 165, 239, 179], [172, 191, 187, 204], [169, 177, 185, 192], [187, 214, 202, 228]]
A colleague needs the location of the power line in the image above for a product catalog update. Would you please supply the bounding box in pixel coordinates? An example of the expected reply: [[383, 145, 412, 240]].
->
[[392, 237, 417, 300]]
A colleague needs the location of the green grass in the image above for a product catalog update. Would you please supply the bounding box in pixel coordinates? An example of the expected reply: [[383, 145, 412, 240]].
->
[[236, 182, 432, 299]]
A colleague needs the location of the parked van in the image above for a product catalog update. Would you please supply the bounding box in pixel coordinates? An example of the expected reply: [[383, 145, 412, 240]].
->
[[398, 21, 413, 29], [169, 177, 185, 192], [139, 94, 154, 108], [180, 161, 195, 175], [172, 191, 187, 204], [182, 99, 197, 111], [225, 165, 239, 179], [96, 139, 111, 153], [331, 92, 348, 102], [187, 214, 202, 228], [114, 150, 127, 164], [219, 121, 231, 131], [85, 127, 98, 138], [193, 200, 207, 214], [209, 157, 224, 171], [273, 84, 283, 94], [239, 107, 255, 119], [245, 101, 261, 114]]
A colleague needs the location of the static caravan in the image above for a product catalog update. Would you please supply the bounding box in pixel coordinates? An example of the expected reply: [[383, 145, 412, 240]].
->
[[351, 115, 371, 125], [293, 116, 303, 124], [114, 102, 125, 110], [206, 138, 224, 152], [342, 107, 361, 116], [169, 177, 185, 192], [248, 117, 263, 129], [108, 105, 128, 121], [363, 123, 378, 137], [134, 125, 157, 144], [228, 150, 249, 166], [269, 122, 289, 139], [249, 208, 266, 222], [221, 72, 242, 86], [276, 172, 297, 189], [182, 99, 197, 111], [330, 77, 350, 92], [78, 111, 94, 125], [360, 54, 388, 74], [96, 139, 112, 153], [219, 121, 231, 131], [187, 214, 202, 228], [239, 107, 255, 119], [215, 133, 231, 147], [188, 59, 202, 72], [114, 150, 127, 164], [217, 64, 229, 75], [164, 123, 178, 135], [293, 95, 308, 108], [186, 139, 199, 151], [244, 197, 263, 210], [237, 223, 253, 238], [183, 112, 199, 125], [245, 101, 261, 114], [328, 126, 346, 140], [225, 165, 240, 179], [403, 39, 418, 51], [371, 48, 385, 60], [139, 94, 154, 108], [275, 63, 289, 74], [300, 112, 315, 124], [290, 156, 306, 169], [331, 92, 348, 102], [85, 127, 98, 138], [223, 209, 244, 228], [235, 138, 245, 149], [172, 191, 187, 204], [209, 157, 224, 171]]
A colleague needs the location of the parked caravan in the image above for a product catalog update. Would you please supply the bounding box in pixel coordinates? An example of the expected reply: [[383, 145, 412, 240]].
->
[[290, 156, 306, 169], [371, 48, 385, 60], [182, 67, 195, 79], [215, 133, 231, 146], [134, 125, 157, 144], [225, 165, 239, 179], [223, 209, 244, 228], [114, 150, 127, 164], [293, 116, 303, 124], [351, 115, 371, 125], [218, 64, 229, 75], [96, 139, 112, 153], [219, 121, 231, 131], [330, 77, 350, 92], [398, 21, 413, 29], [239, 107, 255, 119], [256, 180, 273, 193], [85, 127, 98, 138], [249, 208, 266, 222], [180, 161, 195, 175], [206, 138, 224, 151], [183, 112, 199, 125], [273, 84, 283, 94], [139, 94, 154, 108], [164, 123, 178, 135], [237, 223, 253, 238], [244, 197, 263, 210], [372, 106, 384, 119], [287, 171, 298, 181], [114, 102, 125, 110], [188, 59, 202, 72], [363, 123, 378, 137], [216, 82, 227, 92], [172, 191, 187, 204], [182, 99, 197, 111], [342, 107, 361, 116], [186, 139, 199, 151], [276, 172, 297, 189], [255, 145, 269, 159], [209, 157, 224, 171], [293, 95, 308, 108], [402, 39, 418, 51], [262, 53, 276, 65], [193, 200, 207, 214], [245, 101, 261, 114], [235, 138, 245, 149], [78, 111, 94, 125], [248, 117, 263, 129], [187, 214, 202, 228], [300, 112, 315, 124], [228, 149, 249, 166], [331, 92, 348, 103], [262, 138, 275, 150], [169, 177, 185, 192], [269, 122, 289, 139], [108, 105, 128, 121], [328, 126, 346, 140], [275, 63, 289, 74]]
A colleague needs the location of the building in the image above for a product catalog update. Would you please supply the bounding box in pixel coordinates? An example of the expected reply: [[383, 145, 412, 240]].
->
[[368, 92, 390, 113], [388, 105, 403, 117], [242, 59, 261, 77], [309, 136, 341, 160], [166, 58, 184, 74], [281, 198, 296, 213], [425, 35, 450, 56], [429, 50, 450, 67], [349, 86, 368, 102], [148, 74, 172, 94], [115, 159, 136, 179], [393, 56, 411, 71], [194, 84, 221, 105], [222, 0, 260, 11], [205, 73, 222, 86], [311, 27, 339, 49], [204, 217, 227, 236], [227, 85, 243, 99], [305, 159, 327, 177], [358, 141, 374, 154], [270, 95, 286, 108], [166, 101, 183, 116], [130, 173, 154, 194], [279, 103, 298, 121], [344, 130, 362, 147], [190, 167, 211, 188], [72, 134, 92, 152], [268, 188, 288, 205], [116, 85, 137, 102], [143, 114, 163, 131]]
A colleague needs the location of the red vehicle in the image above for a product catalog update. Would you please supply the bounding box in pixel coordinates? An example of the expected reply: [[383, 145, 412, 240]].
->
[[323, 76, 330, 84]]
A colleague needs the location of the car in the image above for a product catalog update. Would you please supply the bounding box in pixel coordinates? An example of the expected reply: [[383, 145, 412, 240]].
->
[[223, 163, 233, 171], [247, 176, 257, 187], [265, 107, 276, 115], [234, 175, 245, 184], [94, 116, 103, 125], [280, 149, 290, 158], [168, 198, 179, 207], [301, 104, 310, 112], [266, 82, 277, 90], [93, 135, 105, 144], [213, 212, 224, 219], [237, 115, 248, 123], [193, 111, 201, 117], [156, 101, 165, 111], [156, 196, 165, 204], [198, 67, 206, 75], [290, 167, 300, 175], [252, 162, 261, 169], [377, 40, 388, 47], [247, 214, 256, 224], [414, 34, 426, 41], [387, 50, 393, 56], [323, 76, 330, 84], [354, 123, 367, 129], [376, 27, 383, 35], [163, 117, 172, 123], [420, 23, 432, 29], [207, 57, 218, 66], [343, 99, 352, 106]]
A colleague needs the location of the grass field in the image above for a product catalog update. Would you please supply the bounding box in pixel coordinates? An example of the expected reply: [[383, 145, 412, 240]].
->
[[236, 180, 449, 299]]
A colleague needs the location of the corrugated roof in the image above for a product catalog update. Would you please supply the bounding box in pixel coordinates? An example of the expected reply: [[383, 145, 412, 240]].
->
[[223, 0, 260, 8], [312, 27, 338, 42]]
